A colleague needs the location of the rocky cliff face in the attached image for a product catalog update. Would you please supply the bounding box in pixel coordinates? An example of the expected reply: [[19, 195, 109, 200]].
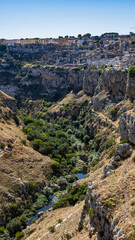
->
[[0, 60, 133, 104], [97, 69, 127, 102], [79, 184, 125, 240], [126, 75, 135, 100], [119, 113, 135, 144]]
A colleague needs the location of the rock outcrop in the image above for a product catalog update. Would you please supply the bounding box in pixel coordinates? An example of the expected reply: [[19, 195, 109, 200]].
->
[[126, 75, 135, 100], [91, 90, 110, 111], [79, 184, 125, 240], [95, 69, 127, 102], [119, 113, 135, 144], [0, 90, 17, 110]]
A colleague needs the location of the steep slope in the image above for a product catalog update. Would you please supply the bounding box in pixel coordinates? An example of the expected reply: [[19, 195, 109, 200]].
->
[[0, 92, 52, 228], [22, 95, 135, 240]]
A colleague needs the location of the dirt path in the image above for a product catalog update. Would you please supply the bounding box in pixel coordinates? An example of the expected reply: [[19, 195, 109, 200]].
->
[[97, 112, 118, 129], [37, 206, 83, 240], [25, 203, 84, 240]]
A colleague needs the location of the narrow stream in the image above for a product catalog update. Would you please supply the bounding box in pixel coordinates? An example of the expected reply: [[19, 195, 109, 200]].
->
[[26, 173, 86, 226]]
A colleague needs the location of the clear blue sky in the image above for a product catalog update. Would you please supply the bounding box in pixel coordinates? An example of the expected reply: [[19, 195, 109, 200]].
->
[[0, 0, 135, 39]]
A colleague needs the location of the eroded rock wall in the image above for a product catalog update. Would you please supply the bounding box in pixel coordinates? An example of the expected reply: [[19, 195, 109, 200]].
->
[[119, 113, 135, 144], [0, 61, 134, 103]]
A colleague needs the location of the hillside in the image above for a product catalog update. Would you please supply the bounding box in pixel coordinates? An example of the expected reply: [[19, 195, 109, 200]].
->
[[0, 55, 134, 240]]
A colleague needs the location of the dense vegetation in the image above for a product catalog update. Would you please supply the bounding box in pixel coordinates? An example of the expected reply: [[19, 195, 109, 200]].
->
[[128, 66, 135, 78], [52, 183, 87, 210], [0, 100, 104, 239], [22, 103, 97, 177]]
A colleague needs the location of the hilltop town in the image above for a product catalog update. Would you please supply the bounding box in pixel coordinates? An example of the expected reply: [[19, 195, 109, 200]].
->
[[1, 32, 135, 69]]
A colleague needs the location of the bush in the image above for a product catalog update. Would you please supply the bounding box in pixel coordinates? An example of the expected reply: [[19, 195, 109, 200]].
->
[[7, 218, 22, 235], [21, 139, 26, 145], [9, 204, 18, 218], [109, 108, 116, 117], [15, 231, 25, 240], [120, 139, 129, 144], [51, 161, 60, 173], [105, 140, 115, 149], [48, 226, 55, 233], [66, 129, 73, 135], [109, 148, 116, 158], [0, 226, 5, 234], [57, 177, 68, 188], [14, 115, 20, 126], [34, 194, 48, 208], [28, 181, 36, 193], [128, 66, 135, 78], [43, 186, 53, 196], [32, 218, 36, 224], [8, 142, 13, 148], [99, 67, 103, 76], [58, 218, 63, 223], [78, 221, 83, 231], [53, 184, 87, 210], [0, 142, 5, 149], [83, 135, 90, 144]]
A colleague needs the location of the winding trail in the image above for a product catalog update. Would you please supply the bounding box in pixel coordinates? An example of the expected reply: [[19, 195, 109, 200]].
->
[[26, 205, 83, 240]]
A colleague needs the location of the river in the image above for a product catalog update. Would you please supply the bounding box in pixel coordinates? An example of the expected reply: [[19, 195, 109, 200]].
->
[[26, 172, 86, 226]]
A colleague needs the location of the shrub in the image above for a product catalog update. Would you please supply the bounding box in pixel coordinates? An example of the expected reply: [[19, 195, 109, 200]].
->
[[51, 161, 60, 173], [64, 233, 72, 239], [58, 218, 63, 223], [48, 226, 55, 233], [21, 139, 26, 145], [39, 142, 51, 155], [83, 135, 90, 144], [32, 218, 36, 224], [0, 226, 5, 234], [57, 177, 68, 188], [53, 184, 87, 210], [120, 139, 129, 144], [9, 204, 18, 217], [128, 66, 135, 78], [52, 198, 69, 210], [0, 142, 5, 149], [8, 142, 12, 148], [23, 117, 34, 125], [15, 231, 25, 240], [14, 115, 20, 126], [28, 181, 36, 193], [78, 221, 83, 231], [99, 67, 103, 76], [43, 186, 53, 196], [109, 148, 116, 158], [109, 108, 116, 117], [34, 194, 48, 208], [105, 140, 115, 149], [67, 129, 73, 135], [7, 218, 22, 235]]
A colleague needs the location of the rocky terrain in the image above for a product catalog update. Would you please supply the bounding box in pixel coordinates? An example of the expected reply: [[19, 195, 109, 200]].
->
[[0, 47, 134, 240]]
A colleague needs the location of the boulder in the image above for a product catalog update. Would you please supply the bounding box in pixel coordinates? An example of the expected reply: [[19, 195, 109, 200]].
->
[[91, 90, 109, 111], [38, 211, 44, 217], [115, 144, 132, 159]]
